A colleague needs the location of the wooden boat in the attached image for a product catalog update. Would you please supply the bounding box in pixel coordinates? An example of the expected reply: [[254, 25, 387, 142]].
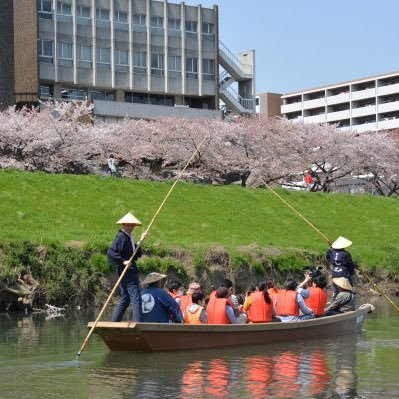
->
[[88, 304, 373, 353]]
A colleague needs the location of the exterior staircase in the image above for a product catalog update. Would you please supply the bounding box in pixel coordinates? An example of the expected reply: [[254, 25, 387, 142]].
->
[[218, 41, 255, 116]]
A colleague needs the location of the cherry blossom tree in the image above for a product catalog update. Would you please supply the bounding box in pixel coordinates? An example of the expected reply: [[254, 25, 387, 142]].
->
[[1, 101, 398, 196]]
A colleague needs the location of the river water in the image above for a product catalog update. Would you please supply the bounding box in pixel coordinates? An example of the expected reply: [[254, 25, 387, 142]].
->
[[1, 298, 398, 399]]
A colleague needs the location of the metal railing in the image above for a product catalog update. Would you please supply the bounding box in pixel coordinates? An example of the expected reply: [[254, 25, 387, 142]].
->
[[218, 40, 252, 76], [221, 85, 254, 111]]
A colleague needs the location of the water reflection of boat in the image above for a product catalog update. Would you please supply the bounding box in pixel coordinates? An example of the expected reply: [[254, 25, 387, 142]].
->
[[91, 335, 359, 398], [88, 305, 373, 353]]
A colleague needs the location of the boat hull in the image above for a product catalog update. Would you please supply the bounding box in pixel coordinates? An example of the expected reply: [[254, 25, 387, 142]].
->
[[89, 304, 373, 352]]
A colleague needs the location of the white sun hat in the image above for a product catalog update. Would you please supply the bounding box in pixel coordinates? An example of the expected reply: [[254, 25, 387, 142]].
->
[[331, 236, 352, 250], [116, 212, 142, 225], [332, 277, 353, 291], [142, 272, 167, 286]]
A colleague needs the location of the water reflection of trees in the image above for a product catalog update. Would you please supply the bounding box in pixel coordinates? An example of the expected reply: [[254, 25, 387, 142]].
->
[[93, 335, 359, 399]]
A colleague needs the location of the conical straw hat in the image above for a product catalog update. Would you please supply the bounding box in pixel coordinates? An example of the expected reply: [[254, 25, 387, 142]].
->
[[331, 236, 352, 250], [142, 272, 167, 286], [332, 277, 353, 291], [116, 212, 142, 225]]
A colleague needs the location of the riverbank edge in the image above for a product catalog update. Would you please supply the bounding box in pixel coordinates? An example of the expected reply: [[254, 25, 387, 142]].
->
[[1, 240, 397, 312]]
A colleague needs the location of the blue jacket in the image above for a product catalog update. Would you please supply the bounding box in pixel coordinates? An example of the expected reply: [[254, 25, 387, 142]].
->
[[141, 286, 183, 323], [326, 248, 356, 279], [107, 230, 142, 274]]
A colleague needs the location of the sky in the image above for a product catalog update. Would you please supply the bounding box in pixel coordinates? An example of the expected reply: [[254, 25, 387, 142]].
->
[[184, 0, 399, 95]]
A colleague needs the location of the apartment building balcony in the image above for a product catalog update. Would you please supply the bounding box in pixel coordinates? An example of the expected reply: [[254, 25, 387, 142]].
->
[[378, 117, 399, 131], [377, 82, 399, 96], [351, 121, 378, 133], [378, 100, 399, 114], [351, 105, 376, 118], [281, 102, 302, 114], [326, 109, 350, 122], [351, 87, 376, 101], [326, 92, 350, 105], [303, 114, 326, 123], [303, 97, 325, 109]]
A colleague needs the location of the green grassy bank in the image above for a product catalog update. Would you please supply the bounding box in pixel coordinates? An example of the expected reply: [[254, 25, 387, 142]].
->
[[1, 169, 399, 307]]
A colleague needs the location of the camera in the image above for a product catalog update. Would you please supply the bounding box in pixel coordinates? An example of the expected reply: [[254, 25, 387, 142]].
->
[[303, 265, 323, 278]]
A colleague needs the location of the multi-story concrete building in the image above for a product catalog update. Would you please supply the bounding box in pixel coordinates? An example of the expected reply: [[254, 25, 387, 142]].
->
[[0, 0, 256, 121], [281, 71, 399, 132], [255, 92, 281, 118]]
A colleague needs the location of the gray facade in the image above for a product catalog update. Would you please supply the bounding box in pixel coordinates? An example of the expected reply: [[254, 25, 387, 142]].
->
[[37, 0, 220, 118]]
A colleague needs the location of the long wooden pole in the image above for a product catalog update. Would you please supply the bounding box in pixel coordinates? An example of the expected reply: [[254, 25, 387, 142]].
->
[[76, 135, 209, 357], [262, 179, 399, 314]]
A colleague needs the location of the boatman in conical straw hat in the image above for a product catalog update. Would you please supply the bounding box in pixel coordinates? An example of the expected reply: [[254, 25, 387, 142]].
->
[[107, 212, 147, 322], [326, 236, 356, 298]]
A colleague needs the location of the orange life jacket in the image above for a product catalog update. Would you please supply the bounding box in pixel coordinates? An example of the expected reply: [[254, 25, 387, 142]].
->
[[276, 289, 299, 316], [167, 290, 180, 300], [267, 288, 278, 306], [207, 298, 230, 324], [247, 291, 273, 323], [305, 287, 328, 316], [179, 294, 192, 314], [184, 305, 204, 324]]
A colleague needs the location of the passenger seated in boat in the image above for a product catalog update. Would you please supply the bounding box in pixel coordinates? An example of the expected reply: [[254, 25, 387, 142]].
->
[[235, 294, 248, 324], [141, 272, 183, 323], [209, 278, 241, 319], [244, 282, 274, 323], [179, 282, 201, 313], [276, 273, 314, 322], [166, 280, 183, 305], [183, 292, 208, 324], [207, 287, 237, 324], [267, 279, 279, 306], [324, 277, 355, 316], [305, 275, 328, 317]]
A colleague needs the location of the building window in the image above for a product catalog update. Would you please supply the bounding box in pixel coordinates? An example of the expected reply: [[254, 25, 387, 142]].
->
[[151, 16, 163, 28], [57, 2, 72, 15], [61, 87, 87, 100], [38, 0, 52, 19], [125, 92, 148, 104], [186, 57, 198, 79], [77, 5, 91, 18], [114, 10, 128, 23], [96, 8, 110, 21], [133, 13, 146, 25], [134, 51, 147, 74], [185, 20, 197, 33], [58, 42, 73, 66], [168, 18, 180, 30], [77, 44, 92, 66], [168, 55, 181, 71], [89, 90, 115, 101], [202, 22, 214, 35], [115, 49, 129, 66], [39, 39, 53, 64], [149, 94, 173, 106], [96, 47, 111, 69], [202, 58, 214, 80], [39, 84, 53, 99], [151, 53, 164, 76]]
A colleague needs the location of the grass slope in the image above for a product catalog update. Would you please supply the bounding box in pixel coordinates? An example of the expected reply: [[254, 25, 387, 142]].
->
[[1, 169, 399, 269]]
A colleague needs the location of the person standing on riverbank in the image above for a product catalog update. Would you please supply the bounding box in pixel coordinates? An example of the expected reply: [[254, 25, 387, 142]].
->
[[107, 154, 117, 176], [326, 236, 356, 298], [107, 212, 147, 322]]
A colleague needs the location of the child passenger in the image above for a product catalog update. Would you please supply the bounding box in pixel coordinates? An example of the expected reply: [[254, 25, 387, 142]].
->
[[183, 292, 208, 324]]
